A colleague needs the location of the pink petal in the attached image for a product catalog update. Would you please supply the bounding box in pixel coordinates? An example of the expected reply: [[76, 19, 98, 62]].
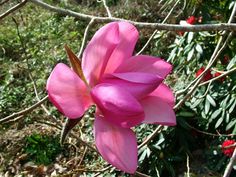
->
[[140, 96, 176, 126], [104, 22, 139, 74], [82, 22, 120, 87], [94, 115, 138, 173], [116, 55, 172, 78], [46, 63, 92, 118], [91, 84, 144, 128], [150, 83, 175, 107], [101, 72, 163, 99]]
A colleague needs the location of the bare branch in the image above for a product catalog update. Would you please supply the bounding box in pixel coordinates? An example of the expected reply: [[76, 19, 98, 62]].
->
[[0, 0, 27, 20], [223, 147, 236, 177], [0, 0, 10, 6], [138, 125, 163, 149], [199, 67, 236, 86], [78, 18, 95, 58], [186, 154, 190, 177], [29, 0, 236, 32], [100, 0, 112, 17], [0, 96, 48, 124], [134, 171, 150, 177]]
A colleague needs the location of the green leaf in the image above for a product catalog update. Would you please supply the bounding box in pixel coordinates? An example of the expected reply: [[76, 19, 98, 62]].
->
[[215, 117, 224, 128], [187, 48, 194, 61], [232, 125, 236, 134], [155, 137, 165, 146], [229, 99, 236, 113], [226, 112, 230, 123], [139, 149, 147, 162], [205, 98, 210, 115], [221, 95, 230, 109], [179, 111, 195, 117], [226, 55, 236, 70], [206, 95, 216, 107], [191, 98, 202, 108], [195, 44, 203, 54], [187, 32, 194, 43], [146, 147, 151, 157], [211, 109, 222, 119], [226, 119, 236, 130]]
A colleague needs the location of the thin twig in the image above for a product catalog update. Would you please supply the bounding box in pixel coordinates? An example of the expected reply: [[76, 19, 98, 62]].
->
[[194, 81, 212, 99], [0, 96, 48, 124], [134, 171, 150, 177], [94, 166, 113, 177], [100, 0, 112, 17], [186, 154, 190, 177], [2, 115, 24, 124], [0, 153, 3, 166], [78, 146, 88, 166], [137, 0, 180, 55], [0, 0, 27, 20], [186, 122, 236, 137], [222, 143, 236, 149], [199, 67, 236, 86], [29, 0, 236, 32], [78, 18, 95, 58], [0, 0, 10, 6], [223, 147, 236, 177], [138, 125, 163, 149]]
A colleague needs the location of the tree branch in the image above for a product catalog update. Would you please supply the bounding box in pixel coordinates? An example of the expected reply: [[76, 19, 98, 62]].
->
[[29, 0, 236, 32], [0, 96, 48, 124], [0, 0, 27, 20], [223, 147, 236, 177]]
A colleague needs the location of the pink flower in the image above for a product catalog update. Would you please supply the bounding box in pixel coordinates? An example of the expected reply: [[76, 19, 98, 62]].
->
[[222, 140, 236, 157], [47, 22, 176, 173]]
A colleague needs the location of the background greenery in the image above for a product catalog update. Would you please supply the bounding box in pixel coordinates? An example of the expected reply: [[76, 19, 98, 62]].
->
[[0, 0, 236, 176]]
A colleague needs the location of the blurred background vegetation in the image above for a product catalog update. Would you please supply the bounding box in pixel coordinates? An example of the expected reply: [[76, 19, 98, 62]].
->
[[0, 0, 236, 176]]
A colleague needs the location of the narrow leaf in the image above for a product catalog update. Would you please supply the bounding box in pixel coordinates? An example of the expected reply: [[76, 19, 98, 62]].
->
[[187, 48, 194, 61], [64, 45, 87, 83], [211, 109, 222, 120], [207, 95, 216, 107], [195, 44, 203, 54], [215, 117, 223, 128]]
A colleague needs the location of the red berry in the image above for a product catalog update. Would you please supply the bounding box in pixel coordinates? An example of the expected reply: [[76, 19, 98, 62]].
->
[[214, 72, 225, 82], [222, 55, 230, 65], [196, 67, 213, 81], [186, 16, 196, 25]]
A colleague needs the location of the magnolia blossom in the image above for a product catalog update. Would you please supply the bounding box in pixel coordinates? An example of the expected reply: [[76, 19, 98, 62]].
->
[[47, 22, 176, 173]]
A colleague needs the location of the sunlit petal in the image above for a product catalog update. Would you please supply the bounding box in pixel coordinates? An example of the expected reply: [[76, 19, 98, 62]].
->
[[94, 115, 138, 173]]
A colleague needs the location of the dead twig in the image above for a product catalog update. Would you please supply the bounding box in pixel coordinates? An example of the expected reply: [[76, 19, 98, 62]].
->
[[0, 96, 48, 124], [138, 125, 163, 149], [223, 147, 236, 177], [0, 0, 27, 20]]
